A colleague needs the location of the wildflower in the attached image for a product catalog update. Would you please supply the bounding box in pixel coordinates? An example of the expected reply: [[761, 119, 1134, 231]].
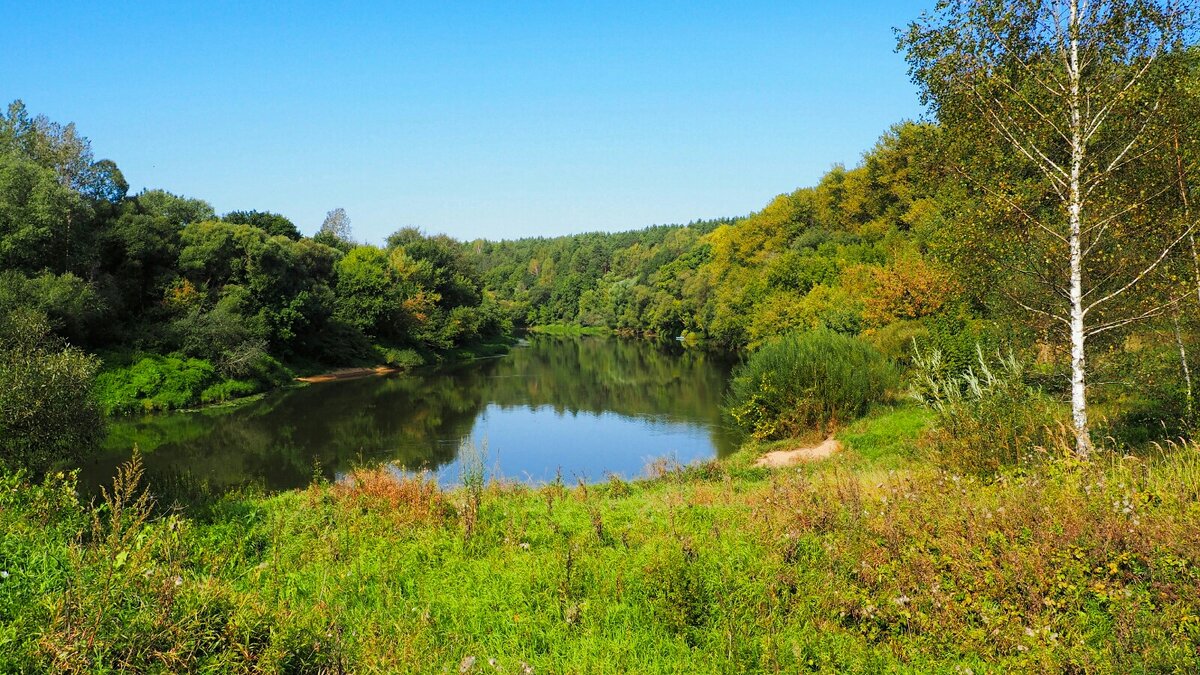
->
[[519, 542, 530, 550], [174, 576, 183, 587], [0, 570, 8, 579]]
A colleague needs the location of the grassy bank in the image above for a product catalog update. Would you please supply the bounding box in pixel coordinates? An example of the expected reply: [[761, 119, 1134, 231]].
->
[[93, 336, 518, 416], [3, 406, 1200, 672]]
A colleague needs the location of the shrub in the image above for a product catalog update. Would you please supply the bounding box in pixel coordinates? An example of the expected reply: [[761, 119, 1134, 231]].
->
[[911, 344, 1068, 474], [726, 329, 897, 440], [375, 345, 425, 369], [199, 379, 258, 404], [96, 354, 218, 414], [0, 308, 103, 475]]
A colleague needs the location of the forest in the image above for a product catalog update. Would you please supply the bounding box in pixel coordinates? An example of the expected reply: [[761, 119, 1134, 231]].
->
[[0, 98, 512, 437], [4, 0, 1200, 671]]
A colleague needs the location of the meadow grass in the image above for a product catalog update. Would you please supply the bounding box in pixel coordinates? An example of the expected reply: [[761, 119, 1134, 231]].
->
[[3, 410, 1200, 672]]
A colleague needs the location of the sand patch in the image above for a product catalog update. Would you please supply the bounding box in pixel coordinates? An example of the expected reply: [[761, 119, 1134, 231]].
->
[[296, 366, 398, 383], [754, 438, 842, 468]]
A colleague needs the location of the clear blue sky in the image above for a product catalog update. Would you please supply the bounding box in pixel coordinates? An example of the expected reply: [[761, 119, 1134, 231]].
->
[[2, 1, 930, 243]]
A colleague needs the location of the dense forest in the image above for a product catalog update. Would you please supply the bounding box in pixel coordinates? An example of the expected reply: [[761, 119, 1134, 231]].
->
[[0, 99, 510, 430]]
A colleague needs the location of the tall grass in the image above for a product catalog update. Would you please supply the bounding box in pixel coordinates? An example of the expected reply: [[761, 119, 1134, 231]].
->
[[726, 329, 897, 440], [910, 344, 1068, 474], [6, 427, 1200, 671], [459, 438, 487, 539]]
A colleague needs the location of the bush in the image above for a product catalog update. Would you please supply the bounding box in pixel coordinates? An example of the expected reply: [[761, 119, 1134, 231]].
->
[[375, 345, 425, 369], [0, 309, 103, 475], [911, 344, 1068, 474], [96, 354, 218, 414], [726, 329, 897, 440], [199, 379, 259, 404], [97, 351, 292, 414]]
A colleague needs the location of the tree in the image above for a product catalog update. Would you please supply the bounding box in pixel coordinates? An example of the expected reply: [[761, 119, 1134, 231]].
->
[[223, 209, 301, 240], [1, 99, 127, 203], [319, 207, 352, 242], [901, 0, 1198, 455], [0, 308, 103, 475], [134, 189, 215, 226], [0, 154, 91, 274], [333, 245, 396, 337]]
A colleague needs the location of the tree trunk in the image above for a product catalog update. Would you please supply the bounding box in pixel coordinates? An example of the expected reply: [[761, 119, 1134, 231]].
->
[[1173, 310, 1194, 423], [1067, 0, 1092, 456]]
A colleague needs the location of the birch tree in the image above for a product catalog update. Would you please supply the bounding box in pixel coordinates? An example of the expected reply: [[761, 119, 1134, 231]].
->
[[900, 0, 1198, 455]]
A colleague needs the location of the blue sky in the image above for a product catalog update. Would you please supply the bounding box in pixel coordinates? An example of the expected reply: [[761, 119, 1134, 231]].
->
[[3, 1, 930, 242]]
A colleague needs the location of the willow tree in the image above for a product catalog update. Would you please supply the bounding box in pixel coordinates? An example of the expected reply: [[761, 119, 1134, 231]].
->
[[901, 0, 1198, 455]]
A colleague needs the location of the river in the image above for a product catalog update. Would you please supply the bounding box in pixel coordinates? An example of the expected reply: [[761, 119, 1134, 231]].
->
[[80, 335, 740, 493]]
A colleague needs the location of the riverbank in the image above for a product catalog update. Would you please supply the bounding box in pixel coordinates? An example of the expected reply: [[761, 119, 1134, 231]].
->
[[526, 323, 610, 336], [93, 335, 518, 416], [4, 405, 1198, 672]]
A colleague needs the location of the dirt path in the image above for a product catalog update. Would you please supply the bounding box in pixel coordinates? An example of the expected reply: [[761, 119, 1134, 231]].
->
[[754, 438, 842, 468], [295, 366, 399, 383]]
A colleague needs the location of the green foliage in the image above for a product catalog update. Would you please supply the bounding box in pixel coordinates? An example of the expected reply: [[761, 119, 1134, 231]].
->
[[727, 330, 897, 440], [0, 102, 513, 419], [222, 209, 300, 240], [911, 345, 1068, 474], [0, 308, 102, 475], [95, 354, 218, 414], [835, 404, 931, 469], [527, 323, 609, 336], [463, 123, 953, 352], [0, 154, 91, 273], [199, 378, 259, 404], [0, 270, 106, 345], [95, 349, 292, 415], [374, 345, 426, 369]]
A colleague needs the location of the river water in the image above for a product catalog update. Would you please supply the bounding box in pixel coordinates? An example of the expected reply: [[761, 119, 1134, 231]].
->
[[81, 335, 740, 493]]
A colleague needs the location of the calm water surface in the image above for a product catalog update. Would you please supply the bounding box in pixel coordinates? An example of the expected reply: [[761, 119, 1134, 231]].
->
[[82, 335, 739, 493]]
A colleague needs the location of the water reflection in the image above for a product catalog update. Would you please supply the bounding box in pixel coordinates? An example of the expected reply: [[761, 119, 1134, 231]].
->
[[82, 335, 739, 493]]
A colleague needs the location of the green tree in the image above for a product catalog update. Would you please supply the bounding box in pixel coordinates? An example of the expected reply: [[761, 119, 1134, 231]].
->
[[900, 0, 1197, 455], [334, 245, 397, 338], [0, 154, 91, 274], [223, 209, 301, 240], [0, 308, 103, 475]]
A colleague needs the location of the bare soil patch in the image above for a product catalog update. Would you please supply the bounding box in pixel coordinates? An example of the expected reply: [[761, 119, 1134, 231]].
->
[[754, 438, 842, 468]]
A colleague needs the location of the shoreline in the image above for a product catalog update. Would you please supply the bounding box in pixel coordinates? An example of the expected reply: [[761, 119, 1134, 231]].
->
[[294, 365, 400, 383]]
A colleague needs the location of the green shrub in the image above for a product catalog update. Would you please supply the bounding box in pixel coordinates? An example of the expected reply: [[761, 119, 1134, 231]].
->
[[0, 309, 103, 475], [96, 354, 218, 414], [911, 344, 1068, 474], [375, 345, 425, 369], [98, 352, 290, 414], [199, 379, 259, 404], [726, 329, 897, 440]]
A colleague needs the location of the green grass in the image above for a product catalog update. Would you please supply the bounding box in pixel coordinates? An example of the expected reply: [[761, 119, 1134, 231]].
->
[[836, 403, 931, 469], [4, 412, 1200, 672]]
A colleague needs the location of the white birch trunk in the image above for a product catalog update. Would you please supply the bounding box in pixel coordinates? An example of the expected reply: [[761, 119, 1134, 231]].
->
[[1067, 0, 1092, 456], [1173, 311, 1194, 421]]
